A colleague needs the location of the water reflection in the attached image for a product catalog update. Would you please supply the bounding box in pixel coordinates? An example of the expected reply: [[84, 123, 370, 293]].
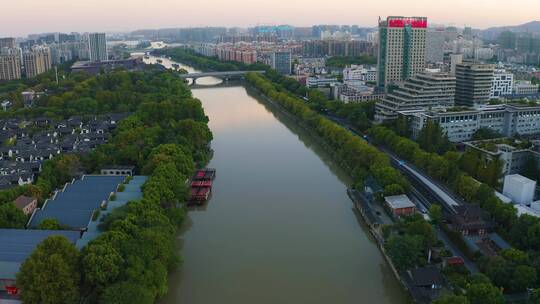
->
[[158, 82, 406, 304]]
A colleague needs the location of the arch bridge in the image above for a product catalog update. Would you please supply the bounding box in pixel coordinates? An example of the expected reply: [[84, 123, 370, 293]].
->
[[178, 70, 266, 85]]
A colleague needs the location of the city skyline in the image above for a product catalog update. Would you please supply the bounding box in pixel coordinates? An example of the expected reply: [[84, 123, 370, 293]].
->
[[2, 0, 540, 36]]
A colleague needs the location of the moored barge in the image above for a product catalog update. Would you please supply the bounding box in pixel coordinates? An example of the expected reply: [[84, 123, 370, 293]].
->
[[189, 168, 216, 205]]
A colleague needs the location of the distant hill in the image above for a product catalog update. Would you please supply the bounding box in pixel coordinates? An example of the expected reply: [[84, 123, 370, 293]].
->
[[481, 21, 540, 40]]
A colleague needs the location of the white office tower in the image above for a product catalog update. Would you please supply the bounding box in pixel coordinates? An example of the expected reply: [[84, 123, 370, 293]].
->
[[88, 33, 107, 62]]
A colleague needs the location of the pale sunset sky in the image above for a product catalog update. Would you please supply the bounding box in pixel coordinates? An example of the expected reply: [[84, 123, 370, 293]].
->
[[1, 0, 539, 36]]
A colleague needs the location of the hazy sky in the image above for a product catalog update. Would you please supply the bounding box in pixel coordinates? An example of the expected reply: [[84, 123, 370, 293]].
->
[[2, 0, 539, 37]]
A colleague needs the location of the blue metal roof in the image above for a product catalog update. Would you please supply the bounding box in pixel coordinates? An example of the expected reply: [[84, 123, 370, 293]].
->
[[0, 229, 80, 280], [0, 229, 80, 263], [29, 175, 125, 229], [76, 176, 147, 249]]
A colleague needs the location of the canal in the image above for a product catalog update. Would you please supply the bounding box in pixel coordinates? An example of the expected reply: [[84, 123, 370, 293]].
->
[[143, 56, 406, 304]]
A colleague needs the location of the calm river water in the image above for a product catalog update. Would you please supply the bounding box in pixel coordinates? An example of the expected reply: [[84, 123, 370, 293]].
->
[[142, 55, 406, 304]]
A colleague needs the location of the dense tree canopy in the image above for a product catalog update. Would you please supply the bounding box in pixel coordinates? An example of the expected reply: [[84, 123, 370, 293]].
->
[[17, 236, 81, 304], [325, 55, 377, 68], [0, 203, 27, 228], [416, 120, 454, 154]]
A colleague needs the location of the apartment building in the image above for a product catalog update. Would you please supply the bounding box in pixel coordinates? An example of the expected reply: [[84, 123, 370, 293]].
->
[[0, 53, 21, 80], [23, 47, 52, 78]]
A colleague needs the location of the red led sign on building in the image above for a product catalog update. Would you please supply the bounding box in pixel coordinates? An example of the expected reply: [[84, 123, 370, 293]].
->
[[6, 286, 19, 295], [388, 17, 427, 28]]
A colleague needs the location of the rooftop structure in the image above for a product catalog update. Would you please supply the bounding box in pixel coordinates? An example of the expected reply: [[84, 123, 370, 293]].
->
[[100, 165, 135, 176], [13, 195, 37, 215], [464, 139, 540, 176], [503, 174, 537, 204], [384, 194, 416, 217], [448, 205, 494, 236]]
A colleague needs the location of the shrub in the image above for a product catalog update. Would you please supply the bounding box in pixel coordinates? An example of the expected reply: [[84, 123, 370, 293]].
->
[[92, 209, 100, 221]]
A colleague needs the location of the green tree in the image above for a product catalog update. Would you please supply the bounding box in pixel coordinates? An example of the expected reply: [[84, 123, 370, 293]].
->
[[530, 288, 540, 304], [81, 243, 124, 290], [433, 294, 470, 304], [472, 127, 503, 140], [466, 282, 504, 304], [429, 204, 443, 225], [417, 120, 454, 154], [385, 234, 424, 270], [383, 184, 405, 196], [36, 218, 64, 230], [511, 265, 537, 292], [99, 280, 155, 304], [0, 203, 27, 228], [17, 236, 81, 304]]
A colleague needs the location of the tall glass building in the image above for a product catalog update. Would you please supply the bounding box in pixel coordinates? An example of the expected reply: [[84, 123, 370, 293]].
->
[[271, 51, 291, 75], [88, 33, 107, 62]]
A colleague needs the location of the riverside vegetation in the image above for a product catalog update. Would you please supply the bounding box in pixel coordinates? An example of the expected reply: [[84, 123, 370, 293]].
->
[[0, 68, 212, 303]]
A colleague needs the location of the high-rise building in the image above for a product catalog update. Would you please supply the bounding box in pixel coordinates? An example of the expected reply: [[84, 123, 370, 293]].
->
[[375, 70, 456, 121], [377, 16, 427, 89], [455, 63, 494, 107], [23, 47, 52, 78], [490, 70, 514, 99], [88, 33, 107, 62], [426, 28, 445, 63], [0, 53, 22, 80], [0, 37, 16, 49], [271, 51, 291, 75]]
